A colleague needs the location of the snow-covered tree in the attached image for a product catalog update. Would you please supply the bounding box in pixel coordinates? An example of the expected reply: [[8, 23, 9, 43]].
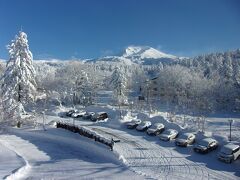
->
[[221, 52, 233, 80], [1, 31, 37, 125], [109, 67, 128, 105], [73, 70, 93, 106]]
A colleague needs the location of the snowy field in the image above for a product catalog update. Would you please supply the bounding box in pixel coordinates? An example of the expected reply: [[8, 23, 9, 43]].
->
[[0, 105, 239, 180]]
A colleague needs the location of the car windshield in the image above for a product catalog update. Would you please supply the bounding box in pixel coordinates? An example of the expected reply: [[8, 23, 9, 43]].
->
[[198, 139, 211, 146], [164, 130, 174, 135], [132, 119, 140, 123], [154, 124, 161, 128], [178, 134, 189, 139], [221, 147, 233, 155]]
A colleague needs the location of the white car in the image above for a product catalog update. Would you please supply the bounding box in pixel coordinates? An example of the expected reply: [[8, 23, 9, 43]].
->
[[159, 129, 178, 141], [147, 123, 165, 135], [218, 144, 240, 163], [193, 138, 218, 153], [71, 110, 86, 118], [125, 119, 142, 129], [175, 133, 195, 147], [136, 121, 152, 131], [83, 112, 95, 119]]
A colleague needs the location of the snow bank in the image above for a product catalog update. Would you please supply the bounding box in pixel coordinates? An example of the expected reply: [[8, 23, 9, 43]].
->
[[136, 113, 184, 132]]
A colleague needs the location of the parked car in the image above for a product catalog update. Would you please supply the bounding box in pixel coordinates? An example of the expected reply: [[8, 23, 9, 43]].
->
[[146, 123, 165, 135], [66, 110, 78, 117], [71, 110, 86, 118], [159, 129, 178, 141], [175, 133, 195, 147], [218, 144, 240, 163], [125, 119, 142, 129], [136, 121, 152, 131], [193, 138, 218, 153], [83, 112, 95, 120], [91, 112, 108, 121]]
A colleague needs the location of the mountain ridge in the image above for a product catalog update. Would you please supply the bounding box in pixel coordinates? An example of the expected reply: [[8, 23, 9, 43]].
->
[[87, 46, 179, 65]]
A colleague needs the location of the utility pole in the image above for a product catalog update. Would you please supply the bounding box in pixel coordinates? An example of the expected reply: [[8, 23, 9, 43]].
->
[[228, 119, 234, 141], [130, 101, 134, 117], [42, 111, 46, 131], [118, 82, 122, 119]]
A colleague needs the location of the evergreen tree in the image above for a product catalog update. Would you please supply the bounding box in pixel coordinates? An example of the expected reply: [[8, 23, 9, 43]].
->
[[1, 31, 37, 125]]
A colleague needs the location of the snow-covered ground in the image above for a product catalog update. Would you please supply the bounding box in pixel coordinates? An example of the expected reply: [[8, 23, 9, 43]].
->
[[0, 124, 143, 180], [56, 105, 240, 179], [0, 104, 239, 179]]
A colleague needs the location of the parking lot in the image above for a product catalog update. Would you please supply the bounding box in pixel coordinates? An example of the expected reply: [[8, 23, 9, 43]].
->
[[58, 108, 240, 179]]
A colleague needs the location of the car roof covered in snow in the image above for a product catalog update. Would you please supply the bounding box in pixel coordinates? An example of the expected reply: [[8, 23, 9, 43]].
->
[[165, 129, 177, 133], [197, 138, 217, 145], [179, 132, 194, 138], [154, 123, 164, 126], [183, 132, 194, 136], [131, 119, 141, 122], [222, 143, 240, 151], [97, 112, 107, 114], [140, 120, 151, 124], [200, 138, 216, 144]]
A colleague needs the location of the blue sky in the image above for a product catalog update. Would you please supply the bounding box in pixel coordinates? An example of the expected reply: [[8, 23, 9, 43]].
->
[[0, 0, 240, 60]]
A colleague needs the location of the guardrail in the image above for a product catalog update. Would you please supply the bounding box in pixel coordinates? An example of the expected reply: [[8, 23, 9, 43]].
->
[[56, 122, 114, 150]]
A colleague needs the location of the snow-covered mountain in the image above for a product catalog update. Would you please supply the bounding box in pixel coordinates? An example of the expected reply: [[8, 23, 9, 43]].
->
[[123, 46, 176, 59], [87, 46, 179, 65]]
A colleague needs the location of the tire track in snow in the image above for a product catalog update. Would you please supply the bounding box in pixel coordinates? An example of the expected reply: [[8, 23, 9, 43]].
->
[[0, 134, 50, 180], [0, 135, 31, 180], [90, 126, 237, 180]]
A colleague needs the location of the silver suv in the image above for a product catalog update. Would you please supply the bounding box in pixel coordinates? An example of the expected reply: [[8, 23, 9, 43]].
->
[[175, 133, 195, 147], [218, 144, 240, 163]]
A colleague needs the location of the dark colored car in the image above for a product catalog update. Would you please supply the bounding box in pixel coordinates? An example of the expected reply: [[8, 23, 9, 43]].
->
[[159, 129, 179, 141], [66, 110, 77, 117], [71, 110, 86, 118], [91, 112, 108, 121], [83, 112, 95, 120], [146, 123, 165, 135], [125, 119, 142, 129], [193, 138, 218, 154], [136, 121, 152, 131]]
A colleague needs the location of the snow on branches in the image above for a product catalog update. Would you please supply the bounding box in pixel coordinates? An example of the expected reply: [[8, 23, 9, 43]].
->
[[1, 31, 37, 125], [109, 67, 128, 105]]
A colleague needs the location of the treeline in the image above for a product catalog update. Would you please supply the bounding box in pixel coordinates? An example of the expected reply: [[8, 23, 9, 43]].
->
[[1, 49, 239, 114], [156, 49, 240, 113]]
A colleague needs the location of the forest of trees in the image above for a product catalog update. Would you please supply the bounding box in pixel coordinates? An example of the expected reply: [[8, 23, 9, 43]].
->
[[0, 31, 239, 126]]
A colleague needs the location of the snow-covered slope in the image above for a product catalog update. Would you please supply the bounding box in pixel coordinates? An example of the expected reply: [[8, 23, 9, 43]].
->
[[123, 46, 176, 59]]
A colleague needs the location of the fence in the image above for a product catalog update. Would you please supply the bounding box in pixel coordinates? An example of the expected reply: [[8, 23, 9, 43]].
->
[[56, 122, 114, 150]]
